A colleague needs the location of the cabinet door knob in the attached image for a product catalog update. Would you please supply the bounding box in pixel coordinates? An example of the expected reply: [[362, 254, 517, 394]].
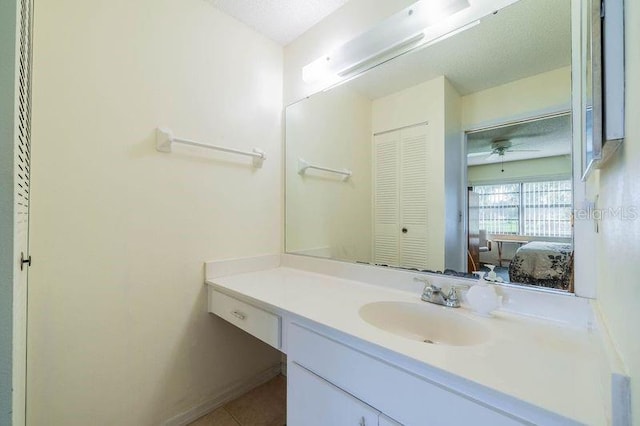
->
[[401, 227, 408, 234]]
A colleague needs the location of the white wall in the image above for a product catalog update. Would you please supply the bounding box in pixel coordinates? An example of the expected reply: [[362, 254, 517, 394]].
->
[[372, 77, 445, 134], [286, 84, 372, 262], [29, 0, 283, 424], [593, 0, 640, 419], [462, 66, 572, 129]]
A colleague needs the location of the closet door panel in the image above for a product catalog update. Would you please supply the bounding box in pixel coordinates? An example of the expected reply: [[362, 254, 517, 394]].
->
[[13, 0, 34, 424], [399, 125, 431, 269], [373, 132, 400, 266]]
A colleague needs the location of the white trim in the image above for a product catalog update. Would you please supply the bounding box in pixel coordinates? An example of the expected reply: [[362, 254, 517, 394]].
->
[[611, 373, 631, 426], [589, 301, 630, 425], [468, 173, 573, 187], [372, 120, 428, 136], [289, 246, 332, 258], [280, 354, 288, 377], [205, 254, 280, 280], [162, 364, 281, 426], [464, 108, 571, 135], [571, 0, 597, 299]]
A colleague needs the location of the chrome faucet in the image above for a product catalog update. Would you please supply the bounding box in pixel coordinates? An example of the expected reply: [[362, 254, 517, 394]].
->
[[414, 277, 462, 308]]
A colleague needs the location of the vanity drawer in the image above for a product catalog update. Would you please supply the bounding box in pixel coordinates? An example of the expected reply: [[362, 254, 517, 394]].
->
[[209, 288, 280, 349]]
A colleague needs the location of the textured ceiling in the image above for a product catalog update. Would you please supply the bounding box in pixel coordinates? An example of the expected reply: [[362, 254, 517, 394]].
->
[[206, 0, 350, 45], [348, 0, 571, 98], [466, 114, 572, 165]]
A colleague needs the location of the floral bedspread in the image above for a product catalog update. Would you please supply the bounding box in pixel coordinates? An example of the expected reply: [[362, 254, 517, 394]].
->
[[508, 242, 573, 290]]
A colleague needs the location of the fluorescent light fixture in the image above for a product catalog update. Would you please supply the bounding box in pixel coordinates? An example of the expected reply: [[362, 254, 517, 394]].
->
[[337, 33, 425, 77], [421, 19, 481, 49], [302, 0, 471, 83], [302, 55, 335, 83]]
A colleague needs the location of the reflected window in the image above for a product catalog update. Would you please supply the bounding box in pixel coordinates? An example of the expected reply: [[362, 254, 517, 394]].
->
[[474, 180, 572, 238], [474, 184, 520, 235]]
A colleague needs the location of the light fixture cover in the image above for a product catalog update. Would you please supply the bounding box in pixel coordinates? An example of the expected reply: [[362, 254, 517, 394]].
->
[[302, 0, 470, 83]]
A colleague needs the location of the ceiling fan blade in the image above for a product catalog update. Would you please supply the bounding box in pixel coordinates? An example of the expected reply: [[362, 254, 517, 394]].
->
[[484, 152, 497, 160], [508, 141, 547, 149], [467, 151, 492, 157], [506, 132, 547, 139], [509, 142, 531, 148]]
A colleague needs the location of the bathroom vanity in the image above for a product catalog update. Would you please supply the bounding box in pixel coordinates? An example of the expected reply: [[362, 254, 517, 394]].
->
[[202, 0, 631, 422], [205, 255, 622, 425]]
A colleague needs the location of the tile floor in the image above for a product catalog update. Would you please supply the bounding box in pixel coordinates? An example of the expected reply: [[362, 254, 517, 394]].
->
[[189, 375, 286, 426]]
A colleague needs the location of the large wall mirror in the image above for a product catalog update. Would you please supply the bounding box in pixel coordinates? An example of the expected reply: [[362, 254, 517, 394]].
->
[[285, 0, 575, 292]]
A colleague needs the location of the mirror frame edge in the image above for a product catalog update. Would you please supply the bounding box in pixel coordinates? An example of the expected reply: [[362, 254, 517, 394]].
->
[[572, 0, 597, 299]]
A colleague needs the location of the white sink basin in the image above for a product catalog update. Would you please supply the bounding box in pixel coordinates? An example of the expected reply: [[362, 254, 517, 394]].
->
[[359, 301, 490, 346]]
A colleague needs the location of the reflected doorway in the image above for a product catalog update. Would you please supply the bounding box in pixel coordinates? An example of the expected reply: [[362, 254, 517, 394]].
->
[[465, 113, 574, 291]]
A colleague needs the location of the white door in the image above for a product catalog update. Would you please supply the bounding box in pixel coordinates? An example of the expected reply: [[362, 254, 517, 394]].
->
[[373, 131, 400, 266], [373, 124, 431, 269], [288, 362, 379, 426], [12, 0, 34, 424], [398, 125, 431, 269]]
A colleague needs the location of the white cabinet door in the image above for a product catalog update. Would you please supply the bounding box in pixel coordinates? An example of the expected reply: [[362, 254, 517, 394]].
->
[[288, 362, 379, 426]]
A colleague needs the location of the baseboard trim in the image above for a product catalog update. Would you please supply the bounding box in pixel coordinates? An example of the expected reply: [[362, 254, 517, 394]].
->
[[612, 373, 631, 426], [163, 364, 282, 426]]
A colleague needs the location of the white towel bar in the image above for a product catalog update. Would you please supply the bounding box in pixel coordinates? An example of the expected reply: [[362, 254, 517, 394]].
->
[[298, 159, 351, 180], [156, 127, 266, 168]]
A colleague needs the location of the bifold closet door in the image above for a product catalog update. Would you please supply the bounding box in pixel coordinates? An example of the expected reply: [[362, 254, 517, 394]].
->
[[373, 124, 431, 269], [12, 0, 35, 424], [372, 130, 400, 266]]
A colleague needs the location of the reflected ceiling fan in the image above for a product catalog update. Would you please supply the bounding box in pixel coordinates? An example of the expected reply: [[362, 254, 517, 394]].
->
[[468, 138, 540, 172]]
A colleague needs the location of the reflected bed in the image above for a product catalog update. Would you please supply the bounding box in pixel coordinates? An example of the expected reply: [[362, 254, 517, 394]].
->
[[508, 242, 574, 290]]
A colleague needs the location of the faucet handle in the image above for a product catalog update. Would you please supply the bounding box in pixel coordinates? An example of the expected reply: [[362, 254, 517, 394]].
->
[[445, 287, 461, 308], [414, 276, 440, 289], [413, 276, 430, 284], [444, 284, 471, 307], [414, 276, 440, 292], [450, 283, 471, 291]]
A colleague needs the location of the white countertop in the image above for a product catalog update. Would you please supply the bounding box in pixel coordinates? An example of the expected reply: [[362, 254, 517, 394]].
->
[[207, 266, 610, 424]]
